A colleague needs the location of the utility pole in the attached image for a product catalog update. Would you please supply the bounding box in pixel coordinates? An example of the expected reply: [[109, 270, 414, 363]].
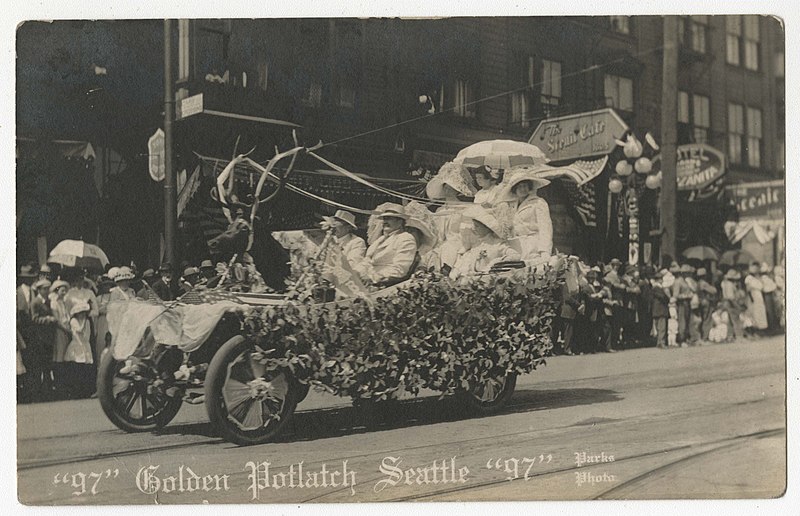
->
[[163, 19, 177, 271], [659, 15, 679, 264]]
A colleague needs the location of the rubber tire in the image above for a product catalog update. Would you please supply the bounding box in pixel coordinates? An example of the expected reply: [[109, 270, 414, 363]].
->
[[205, 335, 298, 446], [295, 381, 310, 404], [96, 348, 183, 432], [461, 372, 517, 416]]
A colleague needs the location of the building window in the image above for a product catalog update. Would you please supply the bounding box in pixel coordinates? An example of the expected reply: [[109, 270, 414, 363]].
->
[[743, 16, 760, 71], [511, 92, 530, 128], [678, 91, 710, 143], [679, 16, 708, 54], [746, 107, 762, 167], [609, 16, 630, 34], [692, 94, 710, 143], [453, 79, 476, 118], [541, 59, 561, 116], [728, 103, 744, 165], [301, 82, 323, 108], [604, 74, 633, 112], [726, 16, 741, 65]]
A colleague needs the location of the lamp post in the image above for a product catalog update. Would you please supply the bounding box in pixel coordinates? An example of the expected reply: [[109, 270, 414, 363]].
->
[[609, 132, 662, 265], [163, 19, 177, 272]]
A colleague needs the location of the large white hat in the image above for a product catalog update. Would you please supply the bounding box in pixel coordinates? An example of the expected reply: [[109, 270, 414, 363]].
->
[[502, 165, 552, 192], [403, 201, 438, 254], [462, 206, 506, 239], [425, 162, 478, 199]]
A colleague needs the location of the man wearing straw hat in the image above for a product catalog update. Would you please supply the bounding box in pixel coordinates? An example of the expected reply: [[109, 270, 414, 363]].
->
[[328, 210, 366, 267], [354, 203, 418, 286]]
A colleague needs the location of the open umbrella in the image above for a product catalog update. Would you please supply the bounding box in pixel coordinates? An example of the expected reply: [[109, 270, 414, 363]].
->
[[682, 246, 720, 262], [47, 239, 110, 271], [719, 249, 756, 267], [453, 139, 549, 170]]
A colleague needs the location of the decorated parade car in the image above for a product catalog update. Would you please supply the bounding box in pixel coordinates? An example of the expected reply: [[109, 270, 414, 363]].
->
[[97, 137, 569, 446]]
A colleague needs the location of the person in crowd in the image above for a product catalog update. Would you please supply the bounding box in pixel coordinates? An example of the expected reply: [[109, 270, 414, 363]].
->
[[49, 279, 71, 394], [696, 268, 718, 341], [94, 274, 115, 358], [501, 169, 552, 262], [598, 272, 618, 353], [637, 265, 655, 347], [450, 206, 519, 279], [38, 264, 52, 282], [720, 269, 745, 341], [621, 264, 642, 347], [63, 301, 95, 398], [179, 266, 202, 296], [329, 210, 367, 267], [772, 264, 785, 330], [759, 263, 780, 335], [576, 266, 605, 354], [354, 204, 419, 286], [602, 258, 625, 351], [472, 165, 501, 208], [744, 262, 768, 336], [708, 305, 730, 343], [426, 162, 477, 273], [552, 255, 582, 355], [137, 268, 157, 299], [151, 263, 175, 301], [667, 297, 679, 348], [650, 270, 670, 349], [16, 264, 37, 397], [671, 264, 693, 345], [29, 279, 56, 398], [64, 269, 99, 362]]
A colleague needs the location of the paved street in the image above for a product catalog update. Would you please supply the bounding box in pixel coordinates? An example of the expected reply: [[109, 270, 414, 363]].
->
[[17, 335, 785, 504]]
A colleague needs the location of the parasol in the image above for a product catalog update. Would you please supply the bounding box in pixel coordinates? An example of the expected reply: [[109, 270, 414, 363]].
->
[[453, 139, 549, 170], [719, 249, 756, 267], [681, 246, 720, 262], [47, 239, 110, 271]]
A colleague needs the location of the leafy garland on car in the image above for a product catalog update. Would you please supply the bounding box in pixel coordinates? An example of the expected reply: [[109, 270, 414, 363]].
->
[[241, 262, 565, 402]]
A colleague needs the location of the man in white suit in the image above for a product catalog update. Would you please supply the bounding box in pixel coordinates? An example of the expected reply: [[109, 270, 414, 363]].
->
[[330, 210, 367, 267], [355, 204, 418, 285]]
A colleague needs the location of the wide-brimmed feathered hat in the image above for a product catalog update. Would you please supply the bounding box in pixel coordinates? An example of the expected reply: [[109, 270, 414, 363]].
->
[[402, 201, 438, 254], [425, 162, 478, 199], [463, 206, 507, 239]]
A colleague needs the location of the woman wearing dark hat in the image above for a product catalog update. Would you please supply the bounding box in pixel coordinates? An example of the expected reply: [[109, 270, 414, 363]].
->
[[49, 280, 71, 395], [151, 263, 176, 301]]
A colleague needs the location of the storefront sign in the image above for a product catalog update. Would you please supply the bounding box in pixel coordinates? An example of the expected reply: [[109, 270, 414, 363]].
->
[[528, 108, 629, 162], [651, 144, 726, 192], [179, 93, 204, 119], [726, 180, 784, 220]]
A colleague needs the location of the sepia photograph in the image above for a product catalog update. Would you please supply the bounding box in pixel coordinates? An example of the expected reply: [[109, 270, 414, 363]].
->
[[10, 4, 791, 510]]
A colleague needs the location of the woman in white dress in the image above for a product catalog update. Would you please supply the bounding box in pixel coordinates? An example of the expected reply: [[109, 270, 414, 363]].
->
[[450, 206, 519, 280], [472, 165, 501, 208], [425, 162, 477, 272], [744, 262, 768, 333], [498, 167, 552, 262]]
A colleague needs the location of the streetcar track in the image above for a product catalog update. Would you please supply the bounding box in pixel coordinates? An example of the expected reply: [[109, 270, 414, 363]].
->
[[17, 368, 783, 472], [379, 427, 785, 503]]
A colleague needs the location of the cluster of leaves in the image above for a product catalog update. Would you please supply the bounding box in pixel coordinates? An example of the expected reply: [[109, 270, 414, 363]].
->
[[242, 265, 564, 401]]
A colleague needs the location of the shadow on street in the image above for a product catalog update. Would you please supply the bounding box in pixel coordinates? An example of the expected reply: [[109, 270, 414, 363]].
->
[[152, 387, 622, 445]]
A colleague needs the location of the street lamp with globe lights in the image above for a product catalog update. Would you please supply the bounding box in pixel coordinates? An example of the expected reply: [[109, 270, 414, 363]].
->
[[609, 131, 662, 265]]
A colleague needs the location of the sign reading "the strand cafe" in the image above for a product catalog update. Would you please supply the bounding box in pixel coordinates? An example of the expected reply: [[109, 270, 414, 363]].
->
[[528, 108, 630, 162]]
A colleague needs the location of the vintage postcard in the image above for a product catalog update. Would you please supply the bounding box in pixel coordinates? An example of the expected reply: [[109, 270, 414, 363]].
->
[[11, 4, 792, 511]]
